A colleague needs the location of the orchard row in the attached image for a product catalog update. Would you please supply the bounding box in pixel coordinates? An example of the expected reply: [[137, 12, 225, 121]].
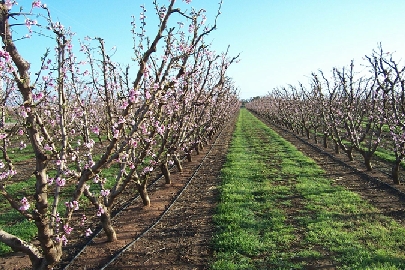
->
[[247, 45, 405, 185], [0, 1, 239, 269]]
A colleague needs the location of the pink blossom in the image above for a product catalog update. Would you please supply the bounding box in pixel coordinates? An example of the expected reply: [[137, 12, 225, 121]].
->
[[61, 235, 68, 246], [32, 1, 42, 8], [93, 174, 100, 184], [18, 129, 24, 136], [113, 129, 120, 139], [55, 177, 66, 187], [19, 197, 30, 211], [81, 214, 87, 226], [47, 177, 54, 185], [85, 228, 93, 237], [25, 18, 37, 29], [96, 206, 105, 216], [100, 189, 110, 197], [4, 0, 14, 10], [143, 166, 153, 174], [44, 144, 53, 151], [63, 224, 73, 235], [120, 100, 129, 109], [91, 126, 100, 135], [0, 49, 11, 62], [65, 200, 79, 210], [145, 91, 151, 100], [55, 213, 61, 223], [19, 141, 27, 150], [130, 138, 138, 148]]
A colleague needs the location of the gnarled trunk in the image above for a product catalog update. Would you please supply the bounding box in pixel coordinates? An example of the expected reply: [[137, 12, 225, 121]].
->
[[364, 155, 373, 171], [345, 148, 354, 161], [313, 129, 318, 144], [194, 143, 200, 155], [137, 183, 150, 206], [305, 128, 310, 139], [392, 161, 401, 185], [173, 155, 183, 172], [100, 210, 117, 242], [186, 152, 192, 162], [161, 162, 171, 184], [334, 141, 340, 154], [323, 133, 328, 148]]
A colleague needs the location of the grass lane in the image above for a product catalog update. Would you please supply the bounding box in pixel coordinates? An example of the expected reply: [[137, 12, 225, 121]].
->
[[212, 108, 405, 269]]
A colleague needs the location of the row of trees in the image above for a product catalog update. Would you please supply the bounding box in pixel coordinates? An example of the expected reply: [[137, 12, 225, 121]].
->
[[247, 45, 405, 185], [0, 1, 239, 269]]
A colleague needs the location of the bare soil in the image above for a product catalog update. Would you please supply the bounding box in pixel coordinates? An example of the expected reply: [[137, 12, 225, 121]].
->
[[2, 111, 405, 270]]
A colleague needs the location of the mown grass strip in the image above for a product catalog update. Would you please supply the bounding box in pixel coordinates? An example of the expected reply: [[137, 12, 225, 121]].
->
[[212, 108, 405, 269]]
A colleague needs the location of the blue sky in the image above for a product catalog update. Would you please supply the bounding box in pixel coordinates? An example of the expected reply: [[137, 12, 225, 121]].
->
[[14, 0, 405, 100]]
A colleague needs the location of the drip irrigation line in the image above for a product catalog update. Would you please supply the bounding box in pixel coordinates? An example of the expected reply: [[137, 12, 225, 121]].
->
[[98, 121, 230, 270], [62, 120, 232, 270]]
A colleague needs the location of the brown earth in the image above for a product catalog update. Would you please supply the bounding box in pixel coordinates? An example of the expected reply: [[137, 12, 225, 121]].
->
[[2, 111, 405, 269]]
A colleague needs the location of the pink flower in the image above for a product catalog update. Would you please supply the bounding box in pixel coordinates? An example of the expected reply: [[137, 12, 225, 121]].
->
[[4, 0, 14, 10], [96, 206, 105, 216], [0, 49, 11, 62], [63, 224, 73, 235], [55, 213, 61, 223], [32, 1, 42, 8], [85, 228, 93, 237], [44, 144, 53, 151], [19, 197, 30, 211], [100, 189, 110, 197], [91, 126, 100, 135], [18, 129, 24, 136], [80, 214, 87, 226], [93, 174, 100, 184], [113, 129, 120, 139], [61, 234, 68, 246], [65, 200, 79, 210], [19, 141, 27, 150], [25, 18, 37, 29], [55, 177, 66, 187], [145, 91, 151, 100], [130, 138, 138, 148]]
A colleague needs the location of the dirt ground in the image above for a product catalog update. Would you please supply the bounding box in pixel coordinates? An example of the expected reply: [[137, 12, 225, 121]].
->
[[2, 111, 405, 269]]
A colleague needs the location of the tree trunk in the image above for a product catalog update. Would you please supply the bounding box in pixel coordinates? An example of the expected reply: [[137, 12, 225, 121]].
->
[[187, 152, 192, 162], [137, 184, 150, 206], [334, 141, 340, 154], [392, 161, 401, 185], [363, 154, 373, 171], [346, 149, 354, 161], [305, 128, 310, 139], [100, 210, 117, 242], [323, 133, 328, 148], [173, 155, 183, 172], [161, 162, 171, 184], [314, 130, 318, 144], [194, 143, 200, 155]]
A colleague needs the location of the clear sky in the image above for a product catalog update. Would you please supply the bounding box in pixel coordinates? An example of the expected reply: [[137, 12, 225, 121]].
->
[[13, 0, 405, 100]]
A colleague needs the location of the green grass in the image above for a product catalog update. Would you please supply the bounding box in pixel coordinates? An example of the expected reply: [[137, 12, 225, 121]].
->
[[212, 109, 405, 269]]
